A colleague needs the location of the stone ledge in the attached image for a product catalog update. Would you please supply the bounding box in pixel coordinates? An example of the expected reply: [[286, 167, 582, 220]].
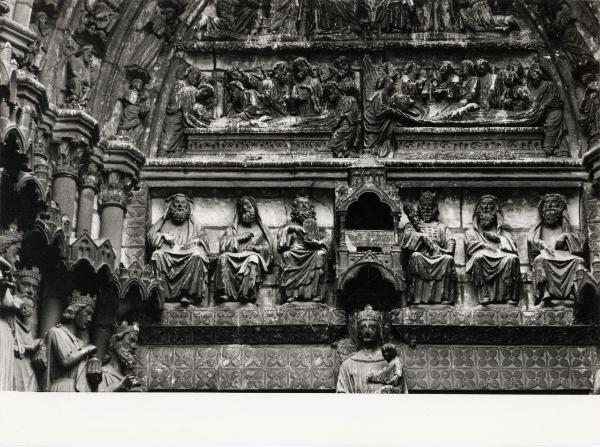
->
[[178, 35, 542, 54], [134, 344, 595, 392], [159, 303, 345, 326], [395, 306, 574, 326]]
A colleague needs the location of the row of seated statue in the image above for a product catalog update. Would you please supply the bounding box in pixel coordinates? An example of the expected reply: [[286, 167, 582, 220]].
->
[[205, 0, 519, 39], [403, 191, 583, 308], [146, 191, 586, 310]]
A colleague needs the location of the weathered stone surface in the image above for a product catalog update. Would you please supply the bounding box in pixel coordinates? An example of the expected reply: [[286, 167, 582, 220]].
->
[[136, 344, 596, 392]]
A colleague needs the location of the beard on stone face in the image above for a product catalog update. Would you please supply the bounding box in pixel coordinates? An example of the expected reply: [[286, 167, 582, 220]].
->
[[477, 210, 496, 228], [240, 207, 256, 225], [543, 208, 562, 226], [291, 204, 316, 224], [168, 204, 190, 224], [115, 343, 136, 370]]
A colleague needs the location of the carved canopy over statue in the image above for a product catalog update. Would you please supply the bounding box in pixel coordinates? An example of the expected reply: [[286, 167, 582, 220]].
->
[[336, 305, 407, 394], [215, 196, 273, 304], [465, 195, 520, 306], [528, 193, 585, 308], [147, 193, 210, 306]]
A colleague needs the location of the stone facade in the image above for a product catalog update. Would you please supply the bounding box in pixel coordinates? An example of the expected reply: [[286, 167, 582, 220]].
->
[[0, 0, 599, 393]]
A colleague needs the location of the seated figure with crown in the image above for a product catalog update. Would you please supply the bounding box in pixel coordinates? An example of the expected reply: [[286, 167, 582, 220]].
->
[[336, 305, 407, 394], [99, 321, 145, 392], [402, 191, 456, 305], [45, 291, 97, 392]]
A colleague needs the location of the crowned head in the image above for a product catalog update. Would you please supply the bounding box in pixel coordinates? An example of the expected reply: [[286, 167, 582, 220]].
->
[[105, 321, 140, 370], [63, 290, 96, 330], [418, 191, 439, 223]]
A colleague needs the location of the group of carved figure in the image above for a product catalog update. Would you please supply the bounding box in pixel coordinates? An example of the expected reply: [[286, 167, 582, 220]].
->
[[156, 58, 360, 157], [404, 191, 585, 308], [208, 0, 518, 38], [364, 59, 568, 156], [148, 193, 331, 305], [0, 225, 143, 392], [146, 190, 586, 311], [154, 57, 577, 158]]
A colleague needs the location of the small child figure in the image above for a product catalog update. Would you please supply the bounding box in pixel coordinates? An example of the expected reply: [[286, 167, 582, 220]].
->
[[367, 343, 404, 387]]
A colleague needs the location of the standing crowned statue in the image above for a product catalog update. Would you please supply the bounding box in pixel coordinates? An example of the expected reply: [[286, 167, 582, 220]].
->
[[148, 193, 211, 306], [402, 191, 456, 305], [527, 194, 585, 308], [0, 267, 46, 391], [215, 196, 273, 304], [465, 195, 521, 306], [336, 305, 407, 394], [45, 291, 97, 392], [277, 195, 331, 303]]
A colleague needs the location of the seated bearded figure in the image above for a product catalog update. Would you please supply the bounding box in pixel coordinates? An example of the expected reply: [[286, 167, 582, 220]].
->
[[402, 191, 456, 305], [465, 195, 521, 306], [147, 194, 210, 306], [527, 194, 585, 308], [277, 195, 331, 303], [99, 322, 144, 392], [215, 196, 273, 304]]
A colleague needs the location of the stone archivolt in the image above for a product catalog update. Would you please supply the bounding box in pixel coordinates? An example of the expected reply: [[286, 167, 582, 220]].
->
[[0, 0, 598, 393]]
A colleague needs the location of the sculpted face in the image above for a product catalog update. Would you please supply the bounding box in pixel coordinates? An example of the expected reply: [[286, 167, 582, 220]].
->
[[82, 47, 93, 64], [381, 346, 397, 362], [291, 197, 317, 224], [324, 85, 340, 104], [115, 331, 138, 370], [318, 65, 333, 82], [294, 60, 309, 81], [228, 84, 243, 102], [131, 78, 144, 91], [476, 60, 488, 76], [419, 200, 437, 223], [440, 61, 453, 78], [461, 60, 474, 76], [238, 198, 256, 225], [476, 197, 498, 229], [168, 196, 191, 225], [541, 196, 564, 227], [273, 63, 288, 82], [335, 59, 350, 77], [17, 276, 39, 301], [528, 69, 541, 87], [4, 242, 20, 266], [358, 320, 380, 346], [75, 306, 94, 330]]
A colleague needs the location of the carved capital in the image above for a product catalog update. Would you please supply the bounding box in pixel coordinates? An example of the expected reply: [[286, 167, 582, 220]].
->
[[51, 138, 89, 181], [98, 168, 133, 211]]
